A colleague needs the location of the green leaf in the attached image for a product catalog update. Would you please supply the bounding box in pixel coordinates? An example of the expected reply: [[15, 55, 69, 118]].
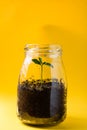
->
[[39, 57, 42, 64], [32, 59, 40, 65], [43, 62, 54, 68]]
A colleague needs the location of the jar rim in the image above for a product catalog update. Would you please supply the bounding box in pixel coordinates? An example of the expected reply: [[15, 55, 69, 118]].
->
[[24, 43, 62, 55]]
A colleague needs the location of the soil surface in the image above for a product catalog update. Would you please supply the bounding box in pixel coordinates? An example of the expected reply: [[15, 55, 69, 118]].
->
[[17, 79, 66, 118]]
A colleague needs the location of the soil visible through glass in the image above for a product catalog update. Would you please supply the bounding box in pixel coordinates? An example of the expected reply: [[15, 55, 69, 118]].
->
[[17, 78, 67, 124]]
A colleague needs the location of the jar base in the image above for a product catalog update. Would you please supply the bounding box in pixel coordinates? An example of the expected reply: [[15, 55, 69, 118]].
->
[[17, 113, 66, 126]]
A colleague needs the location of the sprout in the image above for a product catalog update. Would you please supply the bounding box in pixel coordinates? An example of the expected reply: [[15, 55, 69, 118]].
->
[[32, 57, 53, 83]]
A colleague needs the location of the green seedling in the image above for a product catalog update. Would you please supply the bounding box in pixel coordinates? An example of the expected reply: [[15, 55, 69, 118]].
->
[[32, 57, 53, 83]]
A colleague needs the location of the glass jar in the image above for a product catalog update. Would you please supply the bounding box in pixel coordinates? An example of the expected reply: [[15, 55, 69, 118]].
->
[[17, 44, 67, 126]]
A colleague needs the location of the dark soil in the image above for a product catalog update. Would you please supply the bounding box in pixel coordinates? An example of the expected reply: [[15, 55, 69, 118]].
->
[[17, 79, 67, 119]]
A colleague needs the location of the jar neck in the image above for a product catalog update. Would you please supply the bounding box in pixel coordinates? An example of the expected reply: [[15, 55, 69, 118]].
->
[[24, 44, 62, 57]]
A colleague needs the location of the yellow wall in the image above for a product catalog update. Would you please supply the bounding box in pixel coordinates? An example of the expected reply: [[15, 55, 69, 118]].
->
[[0, 0, 87, 117]]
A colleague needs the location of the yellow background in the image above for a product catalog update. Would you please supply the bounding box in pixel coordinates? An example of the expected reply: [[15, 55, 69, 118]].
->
[[0, 0, 87, 129]]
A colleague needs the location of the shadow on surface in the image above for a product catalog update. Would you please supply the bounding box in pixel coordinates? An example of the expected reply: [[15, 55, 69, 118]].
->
[[51, 116, 87, 129]]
